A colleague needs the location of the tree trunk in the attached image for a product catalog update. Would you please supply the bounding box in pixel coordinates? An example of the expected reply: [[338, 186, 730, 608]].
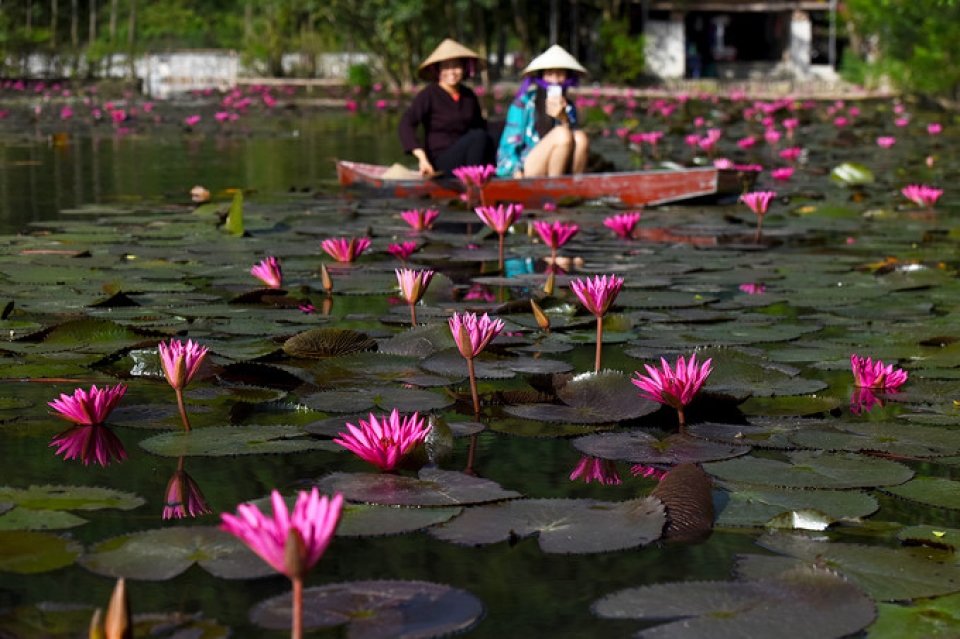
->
[[110, 0, 118, 44], [510, 0, 531, 63], [88, 0, 96, 46], [71, 0, 78, 47], [549, 0, 558, 45], [127, 0, 136, 80], [26, 1, 33, 35], [245, 1, 252, 45], [51, 0, 59, 48]]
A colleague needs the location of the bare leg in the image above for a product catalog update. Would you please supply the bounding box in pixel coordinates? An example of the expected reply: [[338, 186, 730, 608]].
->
[[522, 126, 575, 177], [572, 130, 590, 174]]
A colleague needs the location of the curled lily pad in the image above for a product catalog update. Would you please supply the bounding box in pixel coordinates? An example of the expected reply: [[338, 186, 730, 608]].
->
[[316, 468, 521, 507], [748, 532, 960, 600], [885, 477, 960, 510], [592, 565, 875, 639], [715, 484, 878, 528], [283, 328, 377, 358], [249, 580, 484, 636], [139, 425, 340, 457], [0, 531, 82, 574], [81, 526, 274, 580], [429, 497, 665, 553], [704, 451, 914, 489], [573, 432, 750, 464]]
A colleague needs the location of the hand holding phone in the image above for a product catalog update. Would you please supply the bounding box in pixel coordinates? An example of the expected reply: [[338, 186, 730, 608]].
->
[[547, 85, 563, 99]]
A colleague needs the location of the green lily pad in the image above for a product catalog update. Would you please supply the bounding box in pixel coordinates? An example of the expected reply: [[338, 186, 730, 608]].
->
[[573, 432, 751, 464], [0, 508, 88, 531], [337, 504, 462, 537], [738, 395, 843, 417], [80, 525, 275, 580], [790, 422, 960, 457], [488, 415, 609, 437], [139, 425, 340, 457], [316, 468, 521, 507], [704, 451, 914, 489], [249, 580, 484, 635], [592, 565, 875, 639], [0, 485, 145, 511], [300, 387, 453, 414], [0, 530, 82, 574], [885, 477, 960, 510], [429, 496, 665, 553], [687, 419, 814, 449], [716, 484, 878, 528], [896, 525, 960, 551], [747, 532, 960, 600], [871, 592, 960, 639]]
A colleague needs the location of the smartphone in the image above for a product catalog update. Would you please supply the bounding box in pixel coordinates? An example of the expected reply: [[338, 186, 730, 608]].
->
[[547, 85, 562, 99]]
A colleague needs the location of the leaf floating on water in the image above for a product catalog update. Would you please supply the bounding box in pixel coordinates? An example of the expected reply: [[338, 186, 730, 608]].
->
[[573, 432, 750, 464], [249, 580, 484, 635], [591, 565, 875, 639], [790, 422, 960, 457], [139, 425, 340, 457], [0, 485, 144, 511], [0, 530, 83, 574], [224, 191, 244, 236], [738, 395, 843, 417], [871, 592, 960, 639], [704, 451, 914, 489], [316, 468, 522, 507], [337, 504, 462, 537], [715, 484, 878, 528], [283, 328, 377, 359], [0, 508, 89, 531], [896, 524, 960, 552], [885, 477, 960, 510]]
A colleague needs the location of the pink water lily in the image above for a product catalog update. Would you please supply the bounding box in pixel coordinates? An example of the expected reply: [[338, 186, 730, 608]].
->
[[49, 383, 127, 425], [851, 354, 908, 390], [631, 464, 668, 481], [533, 220, 579, 266], [771, 167, 794, 181], [901, 184, 943, 209], [334, 409, 431, 471], [452, 164, 495, 188], [570, 274, 625, 371], [741, 190, 777, 243], [476, 203, 522, 271], [387, 241, 418, 263], [321, 237, 371, 262], [569, 457, 621, 485], [632, 353, 713, 432], [221, 488, 343, 639], [604, 212, 641, 240], [779, 147, 802, 162], [928, 123, 942, 135], [163, 457, 211, 519], [739, 283, 766, 294], [400, 208, 439, 231], [449, 312, 505, 413], [396, 268, 434, 325], [876, 136, 897, 149], [158, 339, 210, 431], [250, 256, 282, 289]]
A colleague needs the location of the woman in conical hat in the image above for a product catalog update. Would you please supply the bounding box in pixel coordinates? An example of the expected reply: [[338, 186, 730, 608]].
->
[[495, 45, 589, 179], [399, 39, 495, 177]]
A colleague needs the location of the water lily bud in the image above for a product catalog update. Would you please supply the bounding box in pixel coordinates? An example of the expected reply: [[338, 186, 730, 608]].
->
[[321, 263, 334, 294], [543, 271, 555, 296], [530, 299, 550, 331], [104, 578, 132, 639], [88, 608, 105, 639], [284, 527, 308, 580]]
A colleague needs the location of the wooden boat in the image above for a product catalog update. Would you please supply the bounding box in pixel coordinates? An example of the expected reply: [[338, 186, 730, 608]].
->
[[336, 160, 742, 208]]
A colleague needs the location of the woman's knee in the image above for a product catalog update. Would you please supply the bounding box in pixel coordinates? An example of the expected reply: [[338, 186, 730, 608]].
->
[[574, 130, 589, 149]]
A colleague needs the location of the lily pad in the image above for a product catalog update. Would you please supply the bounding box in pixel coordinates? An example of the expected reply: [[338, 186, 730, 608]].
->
[[283, 328, 377, 358], [737, 395, 843, 416], [790, 422, 960, 457], [337, 504, 462, 537], [139, 425, 340, 457], [573, 432, 750, 464], [0, 531, 83, 573], [871, 593, 960, 639], [896, 525, 960, 551], [249, 580, 484, 636], [592, 565, 875, 639], [687, 419, 811, 449], [705, 451, 914, 489], [429, 496, 665, 553], [316, 468, 521, 507], [715, 484, 878, 528], [0, 485, 145, 511], [80, 526, 275, 580], [830, 162, 875, 185], [885, 477, 960, 510], [0, 508, 88, 531], [300, 387, 453, 414]]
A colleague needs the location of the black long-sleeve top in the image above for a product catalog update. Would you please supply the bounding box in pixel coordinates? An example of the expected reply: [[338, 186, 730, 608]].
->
[[398, 82, 486, 161]]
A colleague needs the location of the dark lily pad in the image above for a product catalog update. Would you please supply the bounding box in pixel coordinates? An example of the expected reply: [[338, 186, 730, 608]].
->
[[687, 419, 813, 449], [337, 504, 462, 537], [592, 565, 875, 639], [249, 580, 484, 636], [885, 477, 960, 510], [715, 484, 878, 528], [871, 592, 960, 639], [790, 422, 960, 457], [300, 387, 453, 414], [0, 508, 88, 531], [80, 526, 275, 580], [704, 451, 914, 489], [316, 468, 521, 507], [489, 414, 610, 437], [429, 496, 665, 553], [139, 425, 340, 457], [737, 395, 843, 417], [0, 485, 144, 511], [283, 328, 377, 358], [896, 525, 960, 551], [747, 532, 960, 600], [419, 349, 517, 380], [558, 370, 661, 419], [0, 531, 83, 573], [573, 432, 751, 464]]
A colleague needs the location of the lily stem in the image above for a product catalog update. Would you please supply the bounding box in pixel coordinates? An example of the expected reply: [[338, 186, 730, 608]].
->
[[175, 389, 192, 432], [291, 576, 303, 639], [595, 316, 604, 372], [467, 357, 481, 414]]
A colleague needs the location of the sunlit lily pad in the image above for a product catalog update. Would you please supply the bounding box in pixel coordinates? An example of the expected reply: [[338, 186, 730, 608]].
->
[[139, 425, 340, 457], [0, 531, 82, 573], [704, 451, 914, 489], [429, 496, 665, 553], [871, 592, 960, 639], [592, 565, 875, 638], [746, 532, 960, 600], [573, 432, 750, 464], [885, 477, 960, 510], [80, 526, 274, 580], [830, 162, 875, 185], [715, 484, 878, 528], [316, 468, 521, 506], [249, 580, 484, 636]]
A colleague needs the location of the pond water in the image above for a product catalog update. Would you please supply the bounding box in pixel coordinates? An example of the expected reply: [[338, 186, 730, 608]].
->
[[2, 90, 960, 638]]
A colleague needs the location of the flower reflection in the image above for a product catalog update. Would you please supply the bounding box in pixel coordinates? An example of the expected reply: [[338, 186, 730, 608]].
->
[[850, 387, 888, 415], [569, 456, 621, 485], [162, 457, 211, 519], [631, 464, 668, 481], [50, 423, 127, 466]]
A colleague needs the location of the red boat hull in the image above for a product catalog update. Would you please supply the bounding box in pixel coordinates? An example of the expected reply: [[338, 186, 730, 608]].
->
[[335, 160, 720, 208]]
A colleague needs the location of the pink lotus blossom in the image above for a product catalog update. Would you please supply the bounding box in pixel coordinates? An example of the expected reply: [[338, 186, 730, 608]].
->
[[396, 268, 434, 324], [220, 487, 343, 580], [737, 137, 757, 148], [475, 203, 522, 235], [604, 212, 641, 239], [533, 220, 579, 251], [387, 241, 418, 262], [764, 129, 782, 145], [741, 191, 776, 216], [901, 184, 943, 208], [163, 460, 211, 519], [215, 111, 230, 122], [739, 283, 766, 294], [782, 118, 799, 131], [779, 147, 802, 162], [632, 353, 713, 430], [345, 100, 357, 112], [448, 312, 505, 360], [400, 208, 439, 231], [334, 409, 431, 471], [851, 354, 907, 390], [542, 202, 558, 212], [928, 123, 942, 135], [570, 274, 624, 318], [771, 167, 794, 181], [299, 303, 316, 314], [894, 104, 905, 114], [569, 457, 621, 485], [631, 465, 667, 481], [49, 384, 126, 426], [876, 136, 896, 149], [375, 99, 387, 110], [322, 237, 371, 262], [184, 115, 201, 127], [60, 107, 72, 119], [834, 117, 848, 127], [110, 110, 126, 124], [158, 339, 209, 391], [640, 131, 663, 145], [251, 256, 282, 289], [452, 164, 496, 188], [927, 156, 936, 168], [895, 117, 909, 127]]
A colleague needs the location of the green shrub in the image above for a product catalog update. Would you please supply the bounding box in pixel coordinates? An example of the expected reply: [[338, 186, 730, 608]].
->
[[600, 19, 645, 84]]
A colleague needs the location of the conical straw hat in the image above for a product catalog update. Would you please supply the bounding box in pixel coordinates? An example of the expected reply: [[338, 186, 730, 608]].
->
[[418, 39, 484, 80], [522, 44, 587, 77]]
